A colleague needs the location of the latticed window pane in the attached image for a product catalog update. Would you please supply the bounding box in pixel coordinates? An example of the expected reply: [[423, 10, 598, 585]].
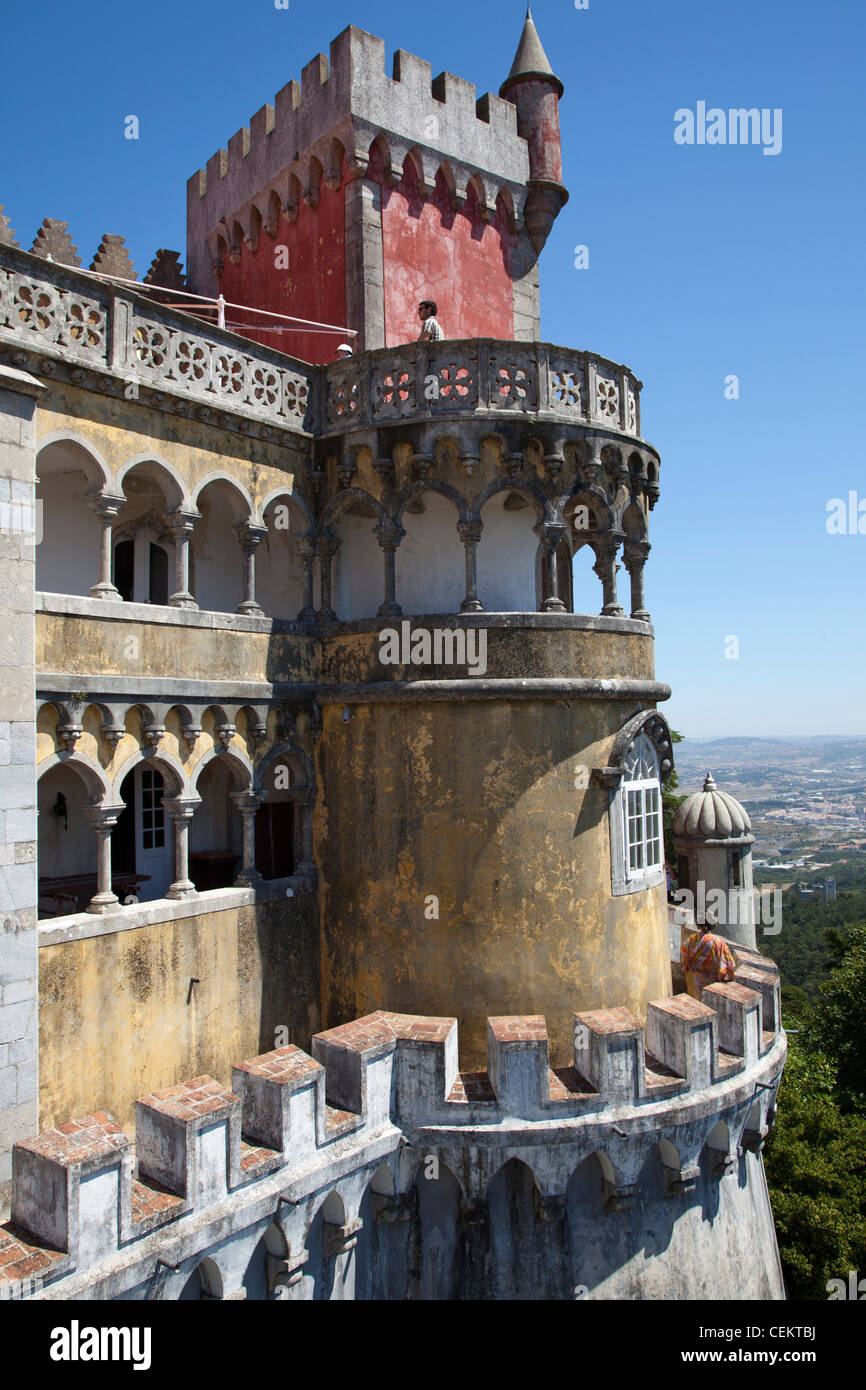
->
[[627, 789, 644, 870], [621, 734, 663, 884], [645, 786, 662, 867]]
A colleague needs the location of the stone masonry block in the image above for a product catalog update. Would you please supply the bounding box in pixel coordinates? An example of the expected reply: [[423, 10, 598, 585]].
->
[[734, 964, 780, 1034], [646, 996, 717, 1090], [135, 1076, 241, 1207], [574, 1007, 644, 1101], [232, 1046, 324, 1158], [312, 1012, 396, 1125], [0, 1000, 35, 1046], [12, 1113, 131, 1263], [702, 981, 762, 1066], [486, 1015, 549, 1115]]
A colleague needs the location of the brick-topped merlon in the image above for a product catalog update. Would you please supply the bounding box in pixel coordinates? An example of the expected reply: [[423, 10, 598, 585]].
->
[[486, 1016, 549, 1114], [312, 1009, 459, 1127], [733, 964, 781, 1034], [702, 981, 762, 1066], [574, 1007, 644, 1102], [232, 1046, 325, 1157], [12, 1113, 131, 1264], [1, 991, 787, 1297], [135, 1076, 241, 1207], [186, 25, 532, 291], [646, 996, 717, 1090]]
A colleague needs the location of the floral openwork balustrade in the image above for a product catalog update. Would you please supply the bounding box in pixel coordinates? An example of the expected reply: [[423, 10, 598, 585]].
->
[[0, 245, 644, 444], [325, 341, 643, 438], [0, 246, 314, 433]]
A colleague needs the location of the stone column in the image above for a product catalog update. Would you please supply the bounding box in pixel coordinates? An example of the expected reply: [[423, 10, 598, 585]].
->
[[163, 797, 199, 900], [232, 792, 264, 888], [235, 523, 267, 616], [167, 510, 199, 610], [87, 491, 125, 600], [622, 540, 651, 621], [536, 522, 567, 613], [317, 533, 338, 623], [592, 538, 626, 617], [458, 521, 484, 613], [344, 174, 385, 353], [375, 522, 405, 619], [84, 805, 122, 914], [297, 535, 317, 620], [0, 364, 43, 1205]]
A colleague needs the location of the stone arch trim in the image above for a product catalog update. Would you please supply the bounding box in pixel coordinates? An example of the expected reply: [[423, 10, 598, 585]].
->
[[472, 478, 550, 525], [595, 709, 675, 791], [36, 432, 113, 492], [191, 471, 255, 523], [190, 744, 255, 795], [321, 488, 387, 530], [114, 453, 190, 510], [37, 750, 116, 807], [111, 748, 189, 801], [255, 743, 315, 796], [256, 486, 314, 533], [394, 479, 469, 527], [560, 486, 616, 534]]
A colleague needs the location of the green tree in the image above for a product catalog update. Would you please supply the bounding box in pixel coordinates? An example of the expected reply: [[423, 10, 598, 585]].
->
[[662, 728, 685, 868], [763, 1041, 866, 1298]]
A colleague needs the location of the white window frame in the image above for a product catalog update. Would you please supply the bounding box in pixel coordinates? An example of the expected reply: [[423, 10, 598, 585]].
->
[[610, 734, 665, 896]]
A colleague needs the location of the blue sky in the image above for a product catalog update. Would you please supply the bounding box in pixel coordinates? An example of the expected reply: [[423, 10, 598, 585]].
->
[[1, 0, 863, 738]]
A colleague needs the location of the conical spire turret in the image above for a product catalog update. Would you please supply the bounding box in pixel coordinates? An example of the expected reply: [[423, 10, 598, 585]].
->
[[500, 6, 564, 99]]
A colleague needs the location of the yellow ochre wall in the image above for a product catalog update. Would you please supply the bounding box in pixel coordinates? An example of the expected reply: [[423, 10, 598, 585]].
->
[[38, 896, 319, 1135], [317, 696, 673, 1068]]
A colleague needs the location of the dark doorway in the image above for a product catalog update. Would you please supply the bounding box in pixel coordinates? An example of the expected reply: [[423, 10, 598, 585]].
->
[[112, 770, 136, 876], [113, 539, 134, 603], [149, 543, 169, 605], [255, 802, 295, 879]]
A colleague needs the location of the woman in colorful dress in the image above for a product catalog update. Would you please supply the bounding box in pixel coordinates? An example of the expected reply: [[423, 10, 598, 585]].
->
[[681, 913, 737, 999]]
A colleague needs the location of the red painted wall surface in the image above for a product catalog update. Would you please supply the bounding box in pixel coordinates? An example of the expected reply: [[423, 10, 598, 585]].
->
[[374, 156, 515, 347], [510, 80, 563, 184], [218, 168, 349, 366]]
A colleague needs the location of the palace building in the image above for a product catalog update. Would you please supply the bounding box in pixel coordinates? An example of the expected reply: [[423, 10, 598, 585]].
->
[[0, 12, 786, 1300]]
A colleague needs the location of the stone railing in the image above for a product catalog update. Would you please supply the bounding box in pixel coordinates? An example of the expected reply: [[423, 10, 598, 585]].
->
[[0, 244, 645, 445], [323, 340, 643, 438], [0, 244, 315, 434]]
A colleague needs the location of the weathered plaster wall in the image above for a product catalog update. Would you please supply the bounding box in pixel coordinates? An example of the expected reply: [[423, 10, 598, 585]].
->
[[218, 171, 349, 366], [0, 369, 41, 1208], [317, 697, 672, 1066], [37, 892, 319, 1134], [376, 163, 515, 346], [36, 604, 319, 687]]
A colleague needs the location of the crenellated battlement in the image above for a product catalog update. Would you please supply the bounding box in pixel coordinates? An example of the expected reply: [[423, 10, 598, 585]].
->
[[0, 958, 785, 1299], [189, 26, 527, 204], [185, 25, 535, 297]]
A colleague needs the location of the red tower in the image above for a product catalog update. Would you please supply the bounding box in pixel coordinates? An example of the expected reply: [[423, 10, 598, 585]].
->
[[186, 18, 568, 362]]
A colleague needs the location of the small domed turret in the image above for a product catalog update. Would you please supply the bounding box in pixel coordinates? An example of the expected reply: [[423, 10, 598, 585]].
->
[[673, 772, 752, 843], [674, 773, 757, 949]]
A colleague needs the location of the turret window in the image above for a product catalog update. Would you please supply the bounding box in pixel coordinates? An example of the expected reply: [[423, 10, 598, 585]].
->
[[609, 733, 665, 896]]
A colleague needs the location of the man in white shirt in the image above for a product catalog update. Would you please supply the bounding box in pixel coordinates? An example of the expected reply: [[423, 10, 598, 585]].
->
[[417, 300, 445, 341]]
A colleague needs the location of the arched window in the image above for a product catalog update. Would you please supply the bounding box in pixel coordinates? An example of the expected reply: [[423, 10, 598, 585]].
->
[[620, 734, 662, 888]]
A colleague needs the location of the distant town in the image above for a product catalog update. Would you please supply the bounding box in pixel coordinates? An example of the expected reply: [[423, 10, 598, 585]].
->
[[674, 736, 866, 891]]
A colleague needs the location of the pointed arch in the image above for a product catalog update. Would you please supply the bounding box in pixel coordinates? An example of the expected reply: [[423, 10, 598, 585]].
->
[[115, 453, 189, 511], [37, 749, 115, 805]]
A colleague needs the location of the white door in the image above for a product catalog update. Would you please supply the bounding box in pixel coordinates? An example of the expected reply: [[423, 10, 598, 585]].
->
[[136, 766, 173, 900]]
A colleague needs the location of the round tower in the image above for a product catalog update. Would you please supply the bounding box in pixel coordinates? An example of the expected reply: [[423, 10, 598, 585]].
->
[[499, 6, 569, 252], [673, 772, 757, 948], [313, 338, 673, 1067]]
